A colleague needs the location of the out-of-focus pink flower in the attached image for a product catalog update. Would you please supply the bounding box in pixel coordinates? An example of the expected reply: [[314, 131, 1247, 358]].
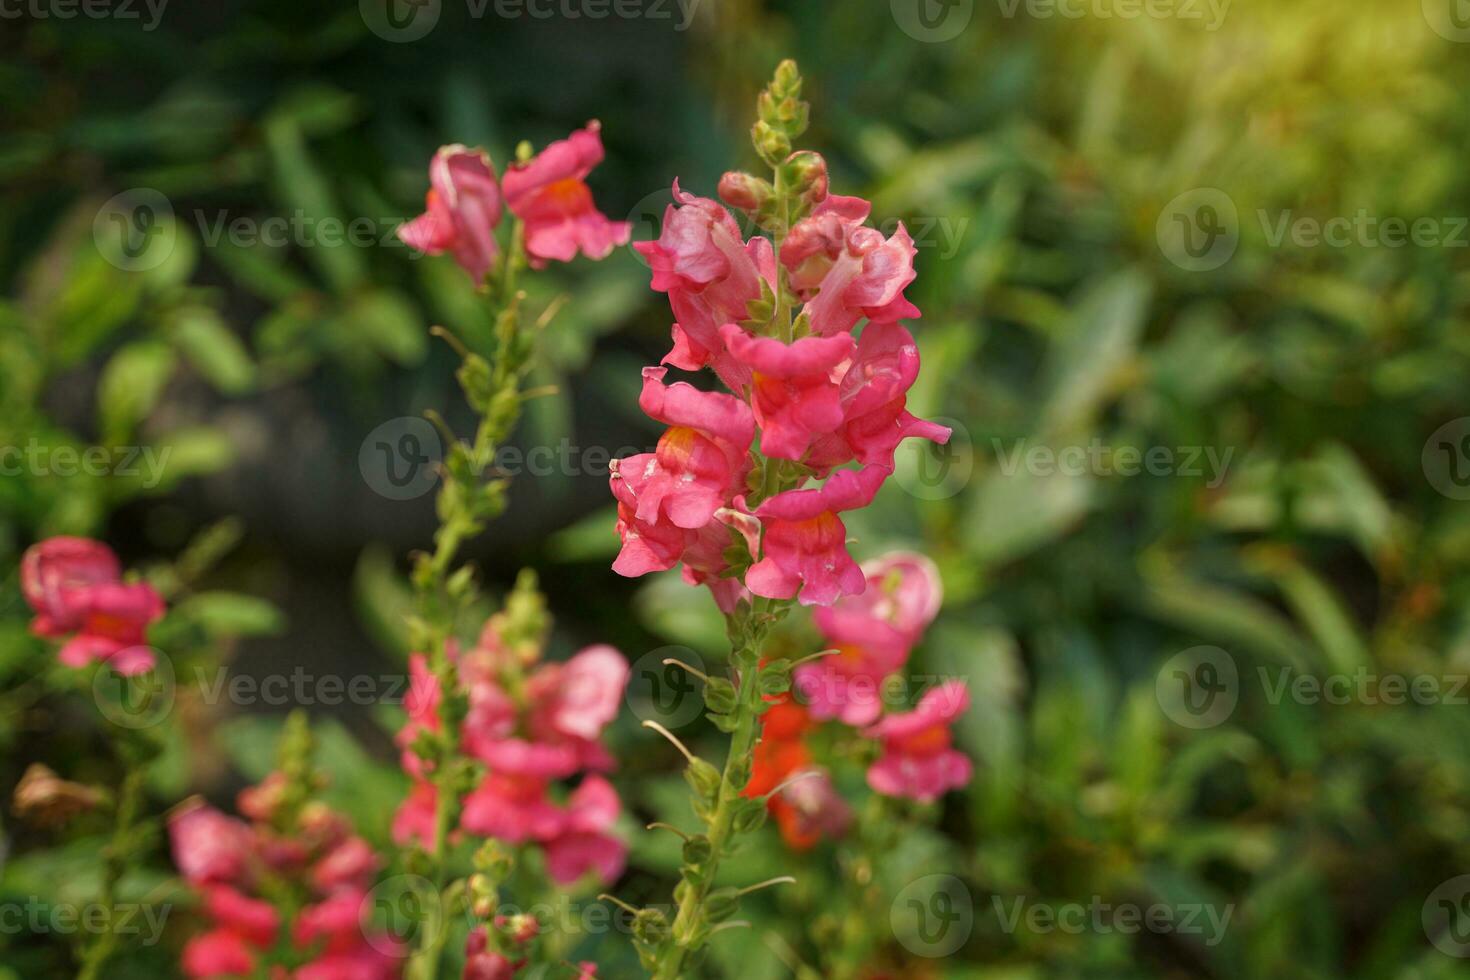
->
[[636, 181, 773, 385], [391, 780, 439, 849], [396, 654, 443, 777], [814, 552, 942, 657], [181, 928, 256, 978], [863, 680, 972, 803], [203, 886, 280, 948], [170, 799, 254, 887], [808, 322, 950, 471], [528, 645, 629, 743], [543, 775, 627, 886], [719, 324, 854, 462], [311, 836, 379, 894], [502, 122, 631, 266], [571, 962, 598, 979], [460, 772, 565, 844], [630, 367, 754, 531], [464, 928, 520, 980], [295, 888, 367, 954], [746, 465, 890, 606], [296, 945, 402, 980], [771, 767, 852, 850], [55, 581, 165, 675], [795, 551, 943, 725], [398, 144, 503, 284], [21, 536, 119, 635]]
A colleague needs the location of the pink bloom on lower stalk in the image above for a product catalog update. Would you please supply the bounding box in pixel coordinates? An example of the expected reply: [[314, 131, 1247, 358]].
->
[[398, 144, 503, 284], [746, 465, 891, 606], [296, 946, 401, 980], [502, 122, 631, 266], [863, 680, 973, 803], [464, 930, 520, 980], [55, 580, 165, 675], [461, 772, 565, 843], [181, 928, 257, 978], [203, 886, 280, 947], [631, 367, 754, 530], [20, 536, 120, 635], [543, 775, 627, 886], [295, 888, 368, 954], [391, 780, 440, 848], [170, 798, 254, 886], [719, 324, 854, 462], [808, 321, 951, 471], [814, 552, 943, 657], [794, 643, 909, 727], [311, 835, 380, 894]]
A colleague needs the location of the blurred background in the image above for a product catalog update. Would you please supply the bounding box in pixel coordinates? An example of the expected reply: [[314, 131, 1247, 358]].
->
[[5, 0, 1470, 976]]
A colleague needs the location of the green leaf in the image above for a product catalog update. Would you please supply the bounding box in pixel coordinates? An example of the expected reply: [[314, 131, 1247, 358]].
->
[[170, 307, 256, 394], [97, 340, 177, 438]]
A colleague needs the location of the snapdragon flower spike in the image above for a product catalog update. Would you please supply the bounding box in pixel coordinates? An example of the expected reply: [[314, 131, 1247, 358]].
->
[[543, 775, 629, 886], [169, 782, 400, 979], [797, 552, 943, 725], [862, 680, 973, 803], [398, 144, 503, 284], [745, 465, 890, 606], [20, 537, 164, 675], [503, 122, 631, 267], [719, 323, 853, 462]]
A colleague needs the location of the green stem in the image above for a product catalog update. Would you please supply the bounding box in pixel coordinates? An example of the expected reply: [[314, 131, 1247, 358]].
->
[[75, 754, 146, 980]]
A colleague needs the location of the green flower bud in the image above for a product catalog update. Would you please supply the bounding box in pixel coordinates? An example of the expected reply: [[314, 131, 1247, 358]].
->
[[703, 677, 737, 714], [685, 758, 722, 802], [758, 659, 792, 697], [682, 834, 714, 866], [731, 798, 768, 834], [704, 887, 741, 923], [633, 908, 671, 946]]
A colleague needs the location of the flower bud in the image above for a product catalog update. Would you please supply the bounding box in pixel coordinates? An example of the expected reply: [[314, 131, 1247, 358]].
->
[[682, 835, 714, 866], [702, 677, 737, 715], [703, 887, 741, 923], [718, 171, 774, 213], [731, 798, 768, 835], [13, 764, 103, 827], [758, 659, 792, 697], [752, 121, 792, 166], [781, 152, 828, 205], [633, 908, 671, 946], [684, 758, 723, 802]]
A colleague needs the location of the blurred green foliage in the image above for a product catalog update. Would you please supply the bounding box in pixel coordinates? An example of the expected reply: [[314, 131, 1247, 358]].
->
[[4, 0, 1470, 977]]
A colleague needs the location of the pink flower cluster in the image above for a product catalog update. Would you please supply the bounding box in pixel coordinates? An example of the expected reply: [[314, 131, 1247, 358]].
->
[[398, 123, 631, 280], [21, 536, 165, 675], [392, 623, 631, 887], [464, 917, 596, 979], [610, 173, 951, 608], [168, 778, 400, 979], [796, 553, 971, 807]]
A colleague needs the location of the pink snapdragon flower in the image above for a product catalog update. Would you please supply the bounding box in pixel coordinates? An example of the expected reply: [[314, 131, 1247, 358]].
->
[[719, 324, 853, 462], [808, 321, 951, 471], [398, 144, 503, 283], [746, 465, 890, 606], [863, 680, 973, 803], [628, 366, 754, 530], [503, 122, 631, 266], [797, 552, 943, 725], [782, 200, 920, 336], [169, 780, 400, 979], [20, 536, 119, 634], [543, 775, 628, 886], [20, 536, 165, 675]]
